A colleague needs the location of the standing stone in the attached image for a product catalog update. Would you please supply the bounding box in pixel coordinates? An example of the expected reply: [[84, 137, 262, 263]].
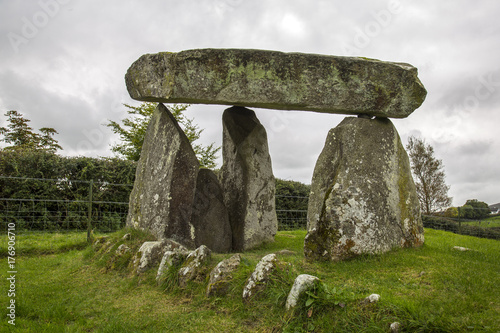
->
[[191, 169, 232, 252], [126, 103, 199, 248], [220, 106, 278, 251], [305, 117, 424, 262]]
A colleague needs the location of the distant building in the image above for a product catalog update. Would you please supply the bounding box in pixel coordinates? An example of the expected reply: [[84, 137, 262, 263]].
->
[[489, 203, 500, 214]]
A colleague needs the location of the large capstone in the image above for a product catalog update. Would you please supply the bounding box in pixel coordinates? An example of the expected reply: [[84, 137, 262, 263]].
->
[[126, 103, 199, 248], [125, 48, 426, 118], [304, 117, 424, 262], [220, 106, 278, 251], [191, 168, 232, 252]]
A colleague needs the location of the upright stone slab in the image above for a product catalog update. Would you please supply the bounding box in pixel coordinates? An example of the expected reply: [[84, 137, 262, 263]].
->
[[304, 117, 424, 262], [126, 103, 199, 248], [220, 106, 278, 251], [191, 168, 232, 252]]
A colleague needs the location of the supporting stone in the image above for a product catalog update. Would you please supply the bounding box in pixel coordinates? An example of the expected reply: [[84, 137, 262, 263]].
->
[[304, 117, 424, 262], [191, 168, 232, 252], [126, 103, 199, 248], [220, 106, 278, 251]]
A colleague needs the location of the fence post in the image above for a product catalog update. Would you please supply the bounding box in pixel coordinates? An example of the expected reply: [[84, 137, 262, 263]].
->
[[457, 206, 462, 233], [87, 180, 93, 244]]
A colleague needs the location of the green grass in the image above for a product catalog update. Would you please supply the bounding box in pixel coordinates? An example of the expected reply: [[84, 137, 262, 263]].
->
[[462, 215, 500, 228], [0, 228, 498, 332]]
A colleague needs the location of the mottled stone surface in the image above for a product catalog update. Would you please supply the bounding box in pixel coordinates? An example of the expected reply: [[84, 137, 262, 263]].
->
[[191, 168, 232, 252], [305, 117, 424, 262], [156, 249, 189, 282], [133, 241, 165, 274], [242, 253, 277, 301], [285, 274, 320, 310], [206, 254, 241, 297], [126, 49, 426, 118], [220, 107, 278, 251], [178, 245, 211, 287], [126, 103, 199, 248]]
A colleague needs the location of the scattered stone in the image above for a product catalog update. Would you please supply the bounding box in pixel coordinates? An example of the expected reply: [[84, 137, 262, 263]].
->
[[125, 48, 426, 118], [242, 253, 277, 301], [191, 168, 232, 252], [115, 244, 131, 256], [93, 236, 109, 248], [134, 241, 166, 274], [206, 254, 241, 297], [126, 103, 199, 248], [305, 117, 424, 262], [390, 322, 401, 333], [365, 294, 381, 303], [220, 107, 278, 251], [178, 245, 212, 287], [285, 274, 320, 310], [122, 233, 131, 240], [453, 246, 471, 251], [134, 239, 188, 274], [277, 249, 296, 256], [156, 249, 189, 282]]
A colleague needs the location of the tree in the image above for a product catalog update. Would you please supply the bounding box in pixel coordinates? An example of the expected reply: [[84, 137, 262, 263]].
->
[[406, 136, 452, 215], [106, 103, 220, 169], [460, 199, 490, 219], [0, 110, 62, 153]]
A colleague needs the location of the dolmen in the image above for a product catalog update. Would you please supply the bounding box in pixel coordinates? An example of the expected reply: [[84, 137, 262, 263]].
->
[[125, 48, 426, 259]]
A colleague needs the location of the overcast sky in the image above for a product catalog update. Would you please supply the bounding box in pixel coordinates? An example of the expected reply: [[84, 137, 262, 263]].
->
[[1, 0, 499, 206]]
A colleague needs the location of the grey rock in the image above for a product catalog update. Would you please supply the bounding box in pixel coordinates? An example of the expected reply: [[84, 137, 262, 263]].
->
[[390, 322, 401, 333], [178, 245, 212, 287], [242, 253, 277, 301], [220, 107, 278, 251], [305, 117, 424, 262], [453, 246, 471, 251], [126, 103, 199, 248], [134, 239, 188, 274], [365, 293, 381, 303], [285, 274, 320, 310], [134, 241, 165, 274], [122, 233, 131, 240], [125, 48, 426, 118], [206, 254, 241, 297], [191, 168, 232, 253], [156, 249, 189, 282], [115, 244, 131, 256]]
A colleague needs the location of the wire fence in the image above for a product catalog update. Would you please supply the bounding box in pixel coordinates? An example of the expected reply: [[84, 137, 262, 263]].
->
[[0, 176, 132, 233], [1, 176, 498, 240], [0, 176, 309, 233]]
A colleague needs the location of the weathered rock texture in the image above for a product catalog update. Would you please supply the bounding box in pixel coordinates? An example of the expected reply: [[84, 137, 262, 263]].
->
[[133, 239, 188, 274], [191, 168, 232, 252], [178, 245, 211, 287], [305, 117, 424, 262], [206, 254, 241, 297], [220, 107, 278, 251], [125, 49, 426, 118], [242, 253, 278, 301], [156, 249, 189, 282], [126, 103, 199, 248], [285, 274, 320, 310]]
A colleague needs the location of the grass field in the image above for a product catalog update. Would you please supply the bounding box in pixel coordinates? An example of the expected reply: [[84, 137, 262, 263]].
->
[[462, 215, 500, 228], [0, 228, 499, 332]]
